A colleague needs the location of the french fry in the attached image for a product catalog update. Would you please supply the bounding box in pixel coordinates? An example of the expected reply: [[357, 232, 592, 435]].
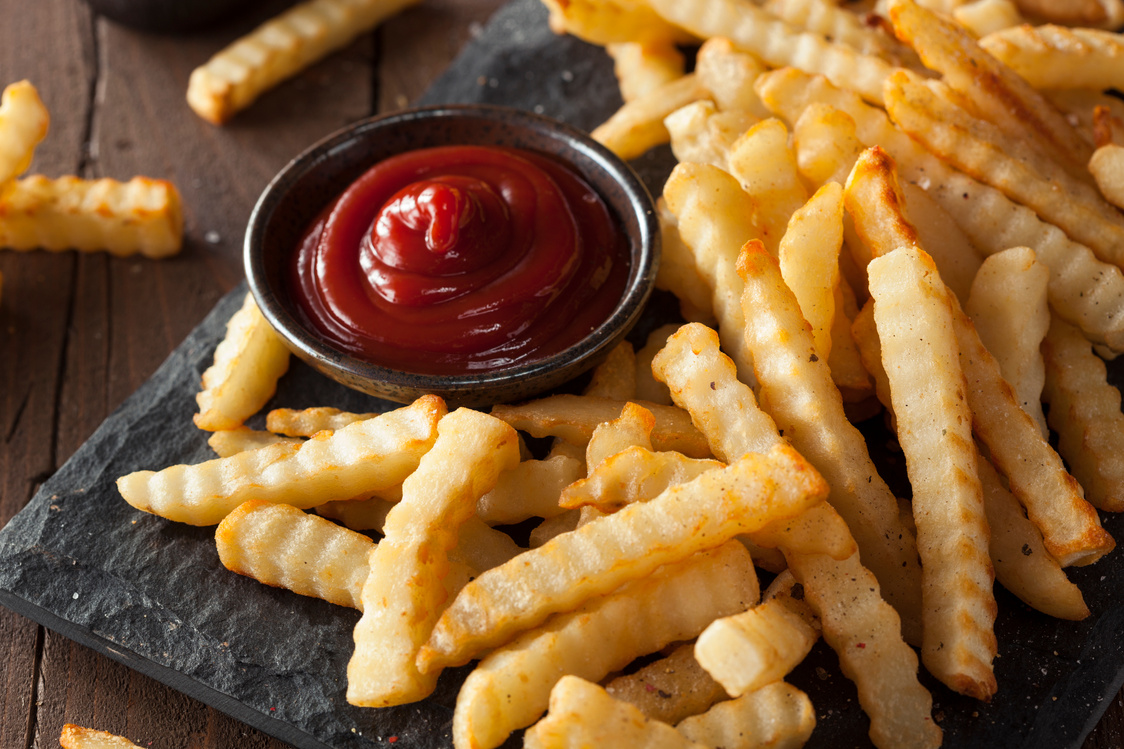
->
[[265, 406, 379, 436], [725, 119, 809, 256], [0, 81, 48, 184], [852, 300, 897, 428], [541, 0, 696, 46], [1089, 142, 1124, 210], [693, 37, 771, 119], [452, 541, 758, 749], [490, 394, 711, 458], [978, 456, 1090, 620], [952, 0, 1024, 37], [186, 0, 421, 125], [736, 241, 924, 641], [584, 341, 638, 401], [694, 598, 818, 697], [60, 725, 142, 749], [347, 408, 520, 708], [675, 681, 816, 749], [644, 0, 896, 104], [117, 395, 445, 526], [591, 74, 709, 160], [524, 676, 706, 749], [869, 245, 997, 700], [207, 427, 300, 457], [0, 175, 183, 257], [315, 495, 396, 530], [604, 643, 727, 725], [778, 181, 844, 363], [1042, 315, 1124, 513], [793, 101, 865, 188], [763, 0, 921, 64], [665, 100, 759, 170], [606, 40, 686, 102], [829, 276, 875, 402], [1009, 0, 1118, 26], [635, 323, 678, 405], [655, 200, 719, 324], [1046, 89, 1124, 147], [966, 247, 1050, 435], [194, 293, 291, 432], [887, 0, 1093, 175], [558, 445, 722, 513], [476, 454, 584, 524], [980, 24, 1124, 90], [417, 444, 828, 672]]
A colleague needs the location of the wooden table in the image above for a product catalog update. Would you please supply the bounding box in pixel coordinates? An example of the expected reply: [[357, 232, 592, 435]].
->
[[1, 1, 1124, 747]]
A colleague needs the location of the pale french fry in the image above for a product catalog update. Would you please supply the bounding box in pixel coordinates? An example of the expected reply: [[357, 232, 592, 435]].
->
[[644, 0, 896, 104], [980, 24, 1124, 90], [186, 0, 421, 125], [952, 0, 1023, 37], [852, 300, 897, 428], [950, 299, 1116, 566], [194, 293, 291, 432], [265, 406, 379, 436], [883, 68, 1124, 268], [490, 395, 711, 458], [417, 444, 828, 672], [606, 41, 686, 103], [529, 510, 581, 548], [694, 598, 818, 697], [558, 445, 722, 513], [60, 725, 142, 749], [524, 676, 706, 749], [756, 69, 1119, 344], [725, 119, 809, 256], [453, 541, 758, 749], [1089, 143, 1124, 210], [693, 37, 771, 119], [1010, 0, 1116, 25], [978, 456, 1090, 620], [829, 276, 875, 402], [778, 182, 844, 362], [541, 0, 696, 46], [736, 241, 924, 642], [1046, 89, 1124, 148], [886, 0, 1093, 176], [656, 199, 718, 325], [591, 74, 709, 160], [635, 323, 678, 405], [762, 568, 820, 632], [0, 81, 48, 184], [869, 245, 997, 700], [347, 408, 520, 708], [764, 0, 920, 63], [966, 247, 1050, 436], [585, 401, 654, 472], [793, 101, 865, 188], [584, 341, 638, 401], [117, 395, 445, 526], [476, 454, 584, 524], [675, 681, 817, 749], [315, 495, 397, 531], [665, 100, 759, 170], [604, 643, 727, 725], [1042, 315, 1124, 513], [207, 427, 300, 458], [0, 175, 183, 257]]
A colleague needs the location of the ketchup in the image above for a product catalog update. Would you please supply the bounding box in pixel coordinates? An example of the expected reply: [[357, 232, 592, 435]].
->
[[290, 145, 630, 375]]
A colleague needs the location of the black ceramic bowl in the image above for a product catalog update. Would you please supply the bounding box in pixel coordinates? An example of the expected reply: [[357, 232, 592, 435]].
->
[[245, 105, 660, 408]]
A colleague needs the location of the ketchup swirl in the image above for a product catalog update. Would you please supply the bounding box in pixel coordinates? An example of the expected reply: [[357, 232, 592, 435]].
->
[[290, 145, 630, 375]]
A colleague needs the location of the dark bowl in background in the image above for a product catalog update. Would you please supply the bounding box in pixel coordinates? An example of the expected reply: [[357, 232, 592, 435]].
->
[[245, 104, 661, 408], [82, 0, 262, 33]]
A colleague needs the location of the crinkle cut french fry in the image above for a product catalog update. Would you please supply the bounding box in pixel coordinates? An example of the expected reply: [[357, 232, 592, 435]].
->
[[604, 643, 727, 725], [665, 100, 760, 171], [694, 598, 818, 697], [1042, 315, 1124, 513], [606, 40, 686, 103], [0, 175, 183, 257], [266, 406, 379, 436], [418, 444, 828, 672], [584, 341, 638, 401], [829, 276, 874, 401], [476, 454, 584, 525], [736, 241, 924, 644], [60, 724, 142, 749], [316, 495, 396, 532], [187, 0, 421, 125], [526, 676, 706, 749], [869, 245, 997, 700], [675, 681, 816, 749], [1089, 142, 1124, 211], [347, 408, 520, 708], [950, 299, 1115, 566], [558, 445, 722, 513], [978, 456, 1089, 620], [693, 37, 771, 119], [644, 0, 896, 105], [194, 293, 291, 432], [1009, 0, 1117, 26], [755, 67, 1124, 349], [117, 395, 445, 526], [453, 541, 758, 749], [635, 323, 678, 405], [952, 0, 1024, 38], [886, 0, 1092, 176], [541, 0, 697, 46], [980, 24, 1124, 91], [0, 81, 48, 184], [591, 74, 709, 161], [793, 101, 865, 189], [764, 0, 920, 66], [207, 427, 301, 458], [656, 200, 718, 325], [490, 394, 711, 458], [725, 119, 809, 257]]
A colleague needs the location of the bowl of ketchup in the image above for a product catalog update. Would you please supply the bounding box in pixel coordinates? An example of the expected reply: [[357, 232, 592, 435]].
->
[[245, 105, 660, 407]]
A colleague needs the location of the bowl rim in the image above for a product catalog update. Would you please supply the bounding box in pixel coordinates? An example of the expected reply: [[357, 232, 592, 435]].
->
[[245, 103, 660, 397]]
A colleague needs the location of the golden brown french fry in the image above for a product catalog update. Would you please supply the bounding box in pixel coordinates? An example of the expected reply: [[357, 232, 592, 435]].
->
[[0, 175, 183, 257], [207, 427, 300, 458], [187, 0, 421, 125], [453, 541, 758, 749], [347, 408, 520, 708], [418, 444, 827, 672], [675, 681, 817, 749], [604, 643, 727, 725], [584, 341, 638, 401], [265, 406, 379, 436], [60, 725, 142, 749], [591, 74, 709, 160], [541, 0, 696, 45], [980, 24, 1124, 90], [0, 80, 48, 184], [194, 293, 291, 432], [1042, 315, 1124, 513], [606, 40, 686, 102], [117, 395, 445, 526], [869, 245, 997, 701]]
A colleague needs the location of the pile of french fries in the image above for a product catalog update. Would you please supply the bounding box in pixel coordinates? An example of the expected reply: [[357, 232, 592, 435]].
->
[[113, 0, 1124, 746]]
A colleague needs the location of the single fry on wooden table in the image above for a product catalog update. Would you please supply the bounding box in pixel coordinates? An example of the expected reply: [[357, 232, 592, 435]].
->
[[60, 725, 143, 749]]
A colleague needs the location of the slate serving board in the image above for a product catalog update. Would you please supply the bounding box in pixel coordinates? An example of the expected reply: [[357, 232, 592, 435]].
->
[[3, 0, 1124, 747]]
